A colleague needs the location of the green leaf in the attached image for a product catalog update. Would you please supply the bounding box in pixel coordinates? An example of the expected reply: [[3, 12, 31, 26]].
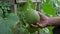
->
[[0, 8, 3, 16], [27, 26, 38, 34], [0, 13, 19, 34], [39, 28, 50, 34], [18, 27, 29, 34], [41, 3, 57, 16], [26, 0, 35, 9], [46, 0, 50, 3]]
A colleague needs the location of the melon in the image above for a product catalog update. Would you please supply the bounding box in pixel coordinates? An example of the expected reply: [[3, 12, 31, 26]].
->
[[24, 8, 40, 24]]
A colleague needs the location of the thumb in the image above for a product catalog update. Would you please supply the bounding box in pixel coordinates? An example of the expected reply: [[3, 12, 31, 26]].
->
[[38, 12, 49, 20]]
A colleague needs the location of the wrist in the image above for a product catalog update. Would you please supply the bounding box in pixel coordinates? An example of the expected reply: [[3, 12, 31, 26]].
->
[[47, 17, 54, 26], [47, 17, 60, 26]]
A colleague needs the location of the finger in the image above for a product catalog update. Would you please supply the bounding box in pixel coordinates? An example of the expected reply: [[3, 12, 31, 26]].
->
[[36, 23, 40, 25], [38, 12, 45, 17], [30, 24, 38, 28], [38, 12, 42, 16], [38, 12, 45, 20], [38, 24, 44, 28], [36, 23, 44, 28], [38, 23, 46, 28]]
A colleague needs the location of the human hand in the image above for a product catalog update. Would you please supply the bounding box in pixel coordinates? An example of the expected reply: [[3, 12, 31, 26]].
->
[[30, 12, 50, 28]]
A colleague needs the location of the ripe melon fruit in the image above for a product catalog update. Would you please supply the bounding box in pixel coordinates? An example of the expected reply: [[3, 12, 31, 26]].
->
[[24, 8, 40, 24]]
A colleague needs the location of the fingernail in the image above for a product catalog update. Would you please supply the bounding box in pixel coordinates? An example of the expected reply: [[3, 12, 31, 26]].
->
[[39, 24, 43, 26], [36, 23, 39, 25]]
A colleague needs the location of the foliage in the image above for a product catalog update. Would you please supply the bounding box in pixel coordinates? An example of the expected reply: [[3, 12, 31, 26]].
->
[[0, 1, 12, 17], [17, 0, 59, 34], [0, 0, 59, 34], [0, 1, 19, 34], [0, 13, 19, 34]]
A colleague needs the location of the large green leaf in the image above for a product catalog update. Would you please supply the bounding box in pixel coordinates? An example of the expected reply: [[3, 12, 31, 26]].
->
[[41, 3, 57, 16], [0, 13, 19, 34]]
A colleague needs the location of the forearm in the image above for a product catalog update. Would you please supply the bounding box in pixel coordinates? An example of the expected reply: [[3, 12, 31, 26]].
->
[[48, 17, 60, 26]]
